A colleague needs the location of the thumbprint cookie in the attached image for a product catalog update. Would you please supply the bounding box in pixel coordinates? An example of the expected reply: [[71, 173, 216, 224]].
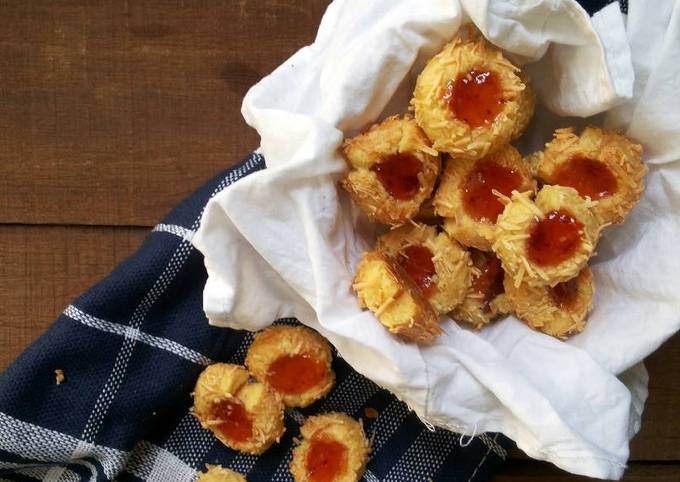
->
[[341, 115, 440, 225], [192, 363, 285, 455], [246, 325, 335, 408]]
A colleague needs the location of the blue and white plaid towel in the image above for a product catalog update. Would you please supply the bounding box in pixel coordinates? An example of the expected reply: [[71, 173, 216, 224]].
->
[[0, 153, 510, 482]]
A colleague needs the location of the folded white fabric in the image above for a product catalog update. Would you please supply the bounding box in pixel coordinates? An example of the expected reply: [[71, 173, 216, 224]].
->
[[192, 0, 680, 478]]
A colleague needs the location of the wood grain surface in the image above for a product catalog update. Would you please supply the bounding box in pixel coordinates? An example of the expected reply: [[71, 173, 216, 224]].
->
[[0, 0, 324, 226], [0, 1, 677, 481]]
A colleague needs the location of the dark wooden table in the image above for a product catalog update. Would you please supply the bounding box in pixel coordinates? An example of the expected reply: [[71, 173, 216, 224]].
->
[[1, 2, 678, 481]]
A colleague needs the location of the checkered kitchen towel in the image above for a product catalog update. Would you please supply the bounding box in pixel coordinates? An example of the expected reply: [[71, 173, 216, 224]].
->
[[0, 153, 510, 482]]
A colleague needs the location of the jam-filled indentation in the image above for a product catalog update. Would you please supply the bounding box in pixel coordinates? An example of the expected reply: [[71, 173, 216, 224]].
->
[[306, 436, 348, 482], [267, 355, 327, 395], [552, 156, 617, 200], [442, 70, 506, 128], [549, 277, 580, 310], [462, 159, 523, 223], [370, 153, 423, 200], [397, 245, 437, 298], [471, 251, 505, 312], [209, 398, 253, 443], [527, 209, 584, 266]]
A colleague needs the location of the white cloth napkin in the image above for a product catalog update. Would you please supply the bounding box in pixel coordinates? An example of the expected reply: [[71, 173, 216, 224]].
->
[[192, 0, 680, 478]]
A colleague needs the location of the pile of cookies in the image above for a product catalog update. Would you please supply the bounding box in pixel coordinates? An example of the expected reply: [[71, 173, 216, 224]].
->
[[192, 325, 371, 482], [345, 36, 646, 343]]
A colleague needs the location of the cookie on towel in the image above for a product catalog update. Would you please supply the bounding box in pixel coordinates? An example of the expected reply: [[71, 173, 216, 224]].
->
[[505, 267, 594, 338], [353, 251, 441, 344], [192, 363, 285, 455], [376, 223, 471, 313], [290, 413, 370, 482], [493, 185, 602, 288], [534, 126, 645, 225], [434, 144, 535, 250], [412, 37, 534, 160], [197, 465, 247, 482], [341, 115, 440, 225], [246, 325, 335, 408]]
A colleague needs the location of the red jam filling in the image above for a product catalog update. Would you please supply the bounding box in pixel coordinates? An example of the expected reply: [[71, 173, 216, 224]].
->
[[370, 153, 423, 200], [442, 70, 506, 127], [552, 156, 618, 200], [306, 436, 348, 482], [471, 251, 505, 312], [527, 209, 584, 266], [267, 354, 327, 395], [397, 245, 437, 298], [549, 277, 580, 310], [462, 159, 523, 223], [209, 398, 253, 443]]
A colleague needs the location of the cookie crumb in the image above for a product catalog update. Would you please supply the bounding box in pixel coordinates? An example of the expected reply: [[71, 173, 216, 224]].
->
[[55, 369, 65, 385], [364, 407, 379, 419]]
